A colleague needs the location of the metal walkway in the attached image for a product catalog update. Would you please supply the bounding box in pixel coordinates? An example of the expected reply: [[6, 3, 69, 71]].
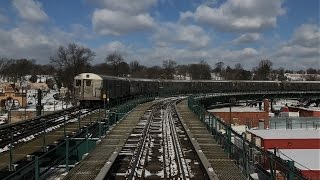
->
[[63, 102, 153, 180], [176, 100, 246, 180]]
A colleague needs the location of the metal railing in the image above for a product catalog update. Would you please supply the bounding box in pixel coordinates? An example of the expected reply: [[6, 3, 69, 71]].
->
[[188, 96, 307, 180], [270, 117, 319, 129]]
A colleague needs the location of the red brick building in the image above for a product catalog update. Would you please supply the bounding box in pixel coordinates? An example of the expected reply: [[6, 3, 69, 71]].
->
[[248, 129, 320, 180], [288, 106, 320, 117], [209, 99, 270, 128]]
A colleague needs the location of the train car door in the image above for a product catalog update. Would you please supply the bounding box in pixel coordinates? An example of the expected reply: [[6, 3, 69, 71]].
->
[[83, 79, 92, 99]]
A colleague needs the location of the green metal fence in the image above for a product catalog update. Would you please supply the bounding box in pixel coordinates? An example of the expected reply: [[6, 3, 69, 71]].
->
[[270, 117, 320, 129], [188, 96, 309, 180]]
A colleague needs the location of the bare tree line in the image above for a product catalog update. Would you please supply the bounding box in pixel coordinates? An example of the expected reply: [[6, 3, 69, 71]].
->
[[0, 43, 319, 89]]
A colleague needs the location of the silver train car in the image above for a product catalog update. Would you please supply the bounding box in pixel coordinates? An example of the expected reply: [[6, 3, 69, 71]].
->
[[74, 73, 320, 106]]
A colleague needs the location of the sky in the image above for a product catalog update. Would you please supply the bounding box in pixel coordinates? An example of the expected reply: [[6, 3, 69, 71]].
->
[[0, 0, 319, 70]]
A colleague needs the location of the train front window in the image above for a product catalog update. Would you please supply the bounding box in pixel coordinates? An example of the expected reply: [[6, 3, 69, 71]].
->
[[76, 80, 81, 86], [86, 80, 91, 86]]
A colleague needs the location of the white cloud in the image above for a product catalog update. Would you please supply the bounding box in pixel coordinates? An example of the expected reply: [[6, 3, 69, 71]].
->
[[94, 0, 157, 14], [233, 33, 261, 44], [182, 0, 285, 32], [0, 25, 73, 63], [277, 45, 319, 58], [290, 24, 320, 48], [92, 9, 155, 36], [153, 23, 210, 48], [94, 41, 131, 63], [179, 11, 193, 22], [275, 24, 320, 59], [272, 24, 320, 70], [91, 0, 157, 36], [13, 0, 48, 23]]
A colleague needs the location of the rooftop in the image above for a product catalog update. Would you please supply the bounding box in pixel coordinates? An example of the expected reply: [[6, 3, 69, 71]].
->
[[272, 149, 320, 170], [248, 129, 320, 139], [208, 106, 265, 113]]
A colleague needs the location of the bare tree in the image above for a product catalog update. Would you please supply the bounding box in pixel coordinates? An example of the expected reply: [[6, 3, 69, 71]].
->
[[146, 66, 163, 79], [176, 65, 188, 79], [188, 61, 211, 80], [91, 63, 113, 75], [105, 52, 124, 76], [118, 61, 130, 77], [253, 59, 273, 80], [306, 68, 318, 74], [213, 61, 224, 74], [50, 43, 95, 88], [129, 60, 146, 78], [162, 59, 176, 79]]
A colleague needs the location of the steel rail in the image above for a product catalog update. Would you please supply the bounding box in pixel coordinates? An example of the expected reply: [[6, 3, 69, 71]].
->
[[127, 106, 155, 179], [167, 101, 190, 179], [0, 107, 98, 150]]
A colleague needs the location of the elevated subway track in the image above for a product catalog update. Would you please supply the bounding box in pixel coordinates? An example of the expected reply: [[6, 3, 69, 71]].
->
[[0, 107, 104, 176], [196, 91, 320, 108], [0, 97, 154, 180], [0, 90, 316, 179], [63, 102, 155, 180], [64, 98, 228, 179], [176, 100, 246, 180], [104, 98, 214, 179]]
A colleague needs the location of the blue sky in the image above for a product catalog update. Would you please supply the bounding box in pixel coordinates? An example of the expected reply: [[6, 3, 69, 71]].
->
[[0, 0, 319, 70]]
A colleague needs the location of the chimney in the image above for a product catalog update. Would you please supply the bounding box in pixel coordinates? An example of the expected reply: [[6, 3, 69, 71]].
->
[[263, 99, 269, 112]]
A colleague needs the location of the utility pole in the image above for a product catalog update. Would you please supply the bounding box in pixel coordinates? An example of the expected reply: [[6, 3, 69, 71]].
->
[[36, 89, 43, 117]]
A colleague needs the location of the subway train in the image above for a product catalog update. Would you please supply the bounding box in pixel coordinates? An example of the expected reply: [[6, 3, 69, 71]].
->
[[74, 73, 320, 106]]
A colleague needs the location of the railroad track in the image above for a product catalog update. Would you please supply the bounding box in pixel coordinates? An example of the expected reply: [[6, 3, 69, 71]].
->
[[0, 106, 99, 153], [0, 107, 105, 173], [176, 100, 246, 180], [107, 98, 208, 179], [63, 102, 153, 180]]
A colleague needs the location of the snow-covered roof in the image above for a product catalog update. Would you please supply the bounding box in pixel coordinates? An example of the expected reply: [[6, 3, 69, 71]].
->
[[248, 129, 320, 139], [271, 149, 320, 170], [208, 106, 264, 113]]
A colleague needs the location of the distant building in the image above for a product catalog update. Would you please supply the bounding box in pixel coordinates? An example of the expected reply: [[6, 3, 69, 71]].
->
[[208, 99, 270, 129], [248, 129, 320, 180], [210, 73, 224, 80], [289, 106, 320, 117], [29, 83, 49, 91], [173, 74, 191, 80], [284, 73, 306, 81], [0, 83, 27, 109], [285, 73, 320, 81]]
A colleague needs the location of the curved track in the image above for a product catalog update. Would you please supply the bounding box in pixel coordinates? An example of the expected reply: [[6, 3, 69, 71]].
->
[[107, 98, 207, 179]]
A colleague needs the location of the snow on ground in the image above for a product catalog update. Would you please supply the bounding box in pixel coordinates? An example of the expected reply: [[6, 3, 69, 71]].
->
[[24, 89, 72, 111], [24, 75, 54, 83]]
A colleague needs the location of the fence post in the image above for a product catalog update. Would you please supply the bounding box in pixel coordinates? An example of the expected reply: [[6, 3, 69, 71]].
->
[[99, 120, 102, 138], [65, 137, 69, 172], [86, 127, 89, 153], [242, 133, 247, 176], [35, 156, 39, 180], [43, 120, 47, 152], [288, 160, 295, 180], [63, 111, 66, 139], [227, 128, 232, 156], [78, 112, 81, 131]]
